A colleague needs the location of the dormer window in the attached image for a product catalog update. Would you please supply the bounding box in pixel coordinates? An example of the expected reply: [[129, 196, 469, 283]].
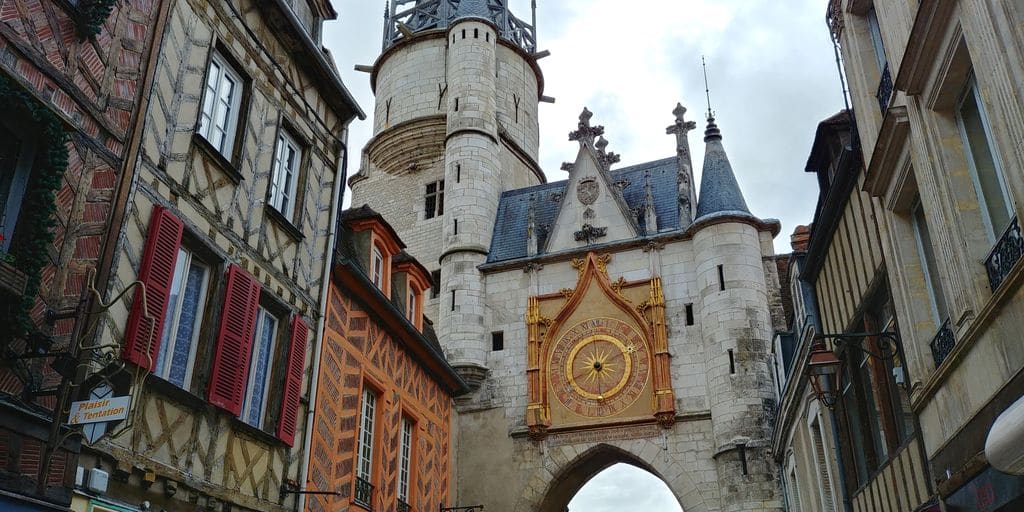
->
[[372, 246, 385, 289], [407, 287, 417, 322]]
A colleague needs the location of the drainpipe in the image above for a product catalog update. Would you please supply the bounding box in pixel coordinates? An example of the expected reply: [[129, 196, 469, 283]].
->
[[826, 391, 854, 512], [296, 139, 348, 512]]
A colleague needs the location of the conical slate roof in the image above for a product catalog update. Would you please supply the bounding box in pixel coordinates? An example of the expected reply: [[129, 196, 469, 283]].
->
[[695, 117, 751, 219]]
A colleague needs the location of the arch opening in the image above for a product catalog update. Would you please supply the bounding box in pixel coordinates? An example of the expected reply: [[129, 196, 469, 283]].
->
[[538, 444, 685, 512]]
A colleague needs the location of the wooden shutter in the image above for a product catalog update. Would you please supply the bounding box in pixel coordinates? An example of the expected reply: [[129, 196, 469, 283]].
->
[[207, 264, 260, 416], [123, 205, 184, 370], [277, 315, 309, 446]]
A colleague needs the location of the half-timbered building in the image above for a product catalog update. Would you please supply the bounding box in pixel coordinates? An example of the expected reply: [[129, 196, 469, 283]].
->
[[304, 205, 466, 512], [773, 110, 935, 512], [71, 1, 362, 511], [830, 0, 1024, 508], [0, 2, 165, 510]]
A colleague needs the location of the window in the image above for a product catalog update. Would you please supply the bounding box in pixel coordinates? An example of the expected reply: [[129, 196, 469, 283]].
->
[[911, 200, 948, 325], [957, 75, 1013, 240], [198, 51, 244, 157], [355, 388, 377, 508], [866, 6, 887, 72], [810, 418, 836, 512], [398, 417, 414, 508], [492, 331, 504, 351], [241, 306, 280, 428], [424, 180, 444, 219], [0, 120, 35, 253], [407, 286, 418, 322], [154, 247, 211, 389], [269, 129, 302, 222], [372, 246, 385, 289], [430, 270, 441, 299]]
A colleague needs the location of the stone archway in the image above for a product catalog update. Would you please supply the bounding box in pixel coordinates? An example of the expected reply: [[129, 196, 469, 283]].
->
[[516, 441, 711, 512]]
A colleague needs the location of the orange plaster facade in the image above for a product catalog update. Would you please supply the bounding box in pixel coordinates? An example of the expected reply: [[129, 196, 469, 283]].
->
[[306, 282, 454, 512]]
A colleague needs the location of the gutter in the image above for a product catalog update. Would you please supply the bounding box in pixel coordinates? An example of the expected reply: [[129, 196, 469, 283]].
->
[[296, 141, 348, 512]]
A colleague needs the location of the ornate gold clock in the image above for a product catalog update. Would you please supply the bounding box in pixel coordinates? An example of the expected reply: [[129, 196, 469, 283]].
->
[[548, 317, 650, 418]]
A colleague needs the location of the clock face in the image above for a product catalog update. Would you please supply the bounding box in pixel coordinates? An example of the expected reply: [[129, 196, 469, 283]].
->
[[549, 318, 650, 418]]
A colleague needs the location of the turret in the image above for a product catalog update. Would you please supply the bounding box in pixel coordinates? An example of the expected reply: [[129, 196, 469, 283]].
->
[[691, 117, 778, 511], [349, 0, 547, 390]]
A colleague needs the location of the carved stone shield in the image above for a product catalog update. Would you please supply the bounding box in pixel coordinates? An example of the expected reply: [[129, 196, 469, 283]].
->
[[576, 177, 599, 205]]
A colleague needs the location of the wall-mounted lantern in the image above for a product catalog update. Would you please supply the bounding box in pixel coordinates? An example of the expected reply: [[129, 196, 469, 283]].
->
[[806, 342, 841, 409]]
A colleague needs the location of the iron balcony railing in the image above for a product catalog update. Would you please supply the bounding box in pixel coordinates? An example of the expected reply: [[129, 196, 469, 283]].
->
[[985, 215, 1023, 292], [929, 318, 955, 367], [876, 63, 893, 113], [355, 476, 374, 510], [397, 499, 412, 512]]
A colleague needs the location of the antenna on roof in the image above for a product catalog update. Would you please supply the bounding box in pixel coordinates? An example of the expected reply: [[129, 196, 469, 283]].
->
[[702, 56, 715, 121]]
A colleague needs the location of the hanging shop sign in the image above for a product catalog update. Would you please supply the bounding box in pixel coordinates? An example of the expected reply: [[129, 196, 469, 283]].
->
[[68, 396, 131, 425]]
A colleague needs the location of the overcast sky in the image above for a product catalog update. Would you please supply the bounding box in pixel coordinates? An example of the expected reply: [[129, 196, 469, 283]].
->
[[323, 0, 840, 508]]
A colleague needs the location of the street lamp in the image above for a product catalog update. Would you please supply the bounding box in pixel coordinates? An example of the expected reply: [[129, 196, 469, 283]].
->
[[807, 342, 841, 409]]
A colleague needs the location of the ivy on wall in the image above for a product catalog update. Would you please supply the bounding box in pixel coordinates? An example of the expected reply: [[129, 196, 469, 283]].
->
[[75, 0, 117, 39], [0, 73, 68, 343]]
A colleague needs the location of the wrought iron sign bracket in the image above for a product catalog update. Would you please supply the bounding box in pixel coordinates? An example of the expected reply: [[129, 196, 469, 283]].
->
[[814, 331, 902, 362]]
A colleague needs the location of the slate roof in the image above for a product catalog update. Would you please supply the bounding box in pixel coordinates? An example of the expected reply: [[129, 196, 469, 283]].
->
[[695, 118, 752, 220], [487, 157, 680, 263]]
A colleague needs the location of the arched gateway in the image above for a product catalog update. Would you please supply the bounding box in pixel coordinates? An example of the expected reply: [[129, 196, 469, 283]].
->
[[349, 2, 787, 511]]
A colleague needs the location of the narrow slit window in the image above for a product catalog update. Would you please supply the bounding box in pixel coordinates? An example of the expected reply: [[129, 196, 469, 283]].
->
[[430, 270, 441, 299], [461, 29, 466, 39], [456, 164, 461, 183], [685, 304, 694, 326], [492, 331, 504, 351], [728, 349, 736, 374], [454, 97, 459, 111], [451, 290, 456, 311], [474, 28, 479, 38], [454, 218, 458, 235], [717, 264, 726, 291]]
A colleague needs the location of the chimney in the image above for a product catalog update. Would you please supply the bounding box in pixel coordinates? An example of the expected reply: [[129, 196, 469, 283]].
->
[[790, 225, 811, 252]]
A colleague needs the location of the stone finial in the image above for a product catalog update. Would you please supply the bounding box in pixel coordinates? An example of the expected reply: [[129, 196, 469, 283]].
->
[[595, 135, 621, 170], [704, 116, 723, 142], [569, 107, 605, 147], [667, 102, 698, 136]]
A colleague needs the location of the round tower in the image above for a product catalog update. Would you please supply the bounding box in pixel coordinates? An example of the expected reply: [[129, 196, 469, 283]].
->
[[349, 0, 546, 388], [692, 117, 780, 511]]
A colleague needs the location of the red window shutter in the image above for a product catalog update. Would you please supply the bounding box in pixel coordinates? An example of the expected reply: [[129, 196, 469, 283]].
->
[[123, 205, 183, 371], [207, 264, 260, 416], [277, 315, 309, 446]]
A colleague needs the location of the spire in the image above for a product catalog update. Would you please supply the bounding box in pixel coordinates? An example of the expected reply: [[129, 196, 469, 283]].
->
[[695, 117, 751, 219]]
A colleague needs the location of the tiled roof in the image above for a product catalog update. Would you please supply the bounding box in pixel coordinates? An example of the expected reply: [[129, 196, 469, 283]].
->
[[487, 157, 680, 263]]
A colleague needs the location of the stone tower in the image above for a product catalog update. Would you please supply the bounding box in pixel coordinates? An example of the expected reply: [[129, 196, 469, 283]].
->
[[349, 0, 545, 387], [349, 4, 784, 511]]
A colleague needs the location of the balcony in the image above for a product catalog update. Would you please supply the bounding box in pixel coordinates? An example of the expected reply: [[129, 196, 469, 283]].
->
[[355, 476, 374, 510], [876, 63, 893, 114], [929, 318, 955, 367], [985, 216, 1023, 292]]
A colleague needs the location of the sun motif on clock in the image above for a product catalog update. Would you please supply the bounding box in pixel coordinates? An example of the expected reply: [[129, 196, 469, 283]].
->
[[548, 317, 650, 418]]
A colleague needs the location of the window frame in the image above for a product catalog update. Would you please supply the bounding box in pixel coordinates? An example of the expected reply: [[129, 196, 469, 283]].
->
[[371, 245, 385, 290], [910, 199, 948, 326], [424, 179, 445, 219], [398, 416, 415, 506], [240, 304, 282, 429], [355, 385, 379, 502], [955, 74, 1013, 242], [198, 50, 245, 159], [153, 246, 212, 390], [268, 127, 303, 223]]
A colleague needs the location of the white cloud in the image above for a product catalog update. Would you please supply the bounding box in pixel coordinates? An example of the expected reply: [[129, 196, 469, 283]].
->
[[567, 463, 683, 512], [325, 0, 842, 253]]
